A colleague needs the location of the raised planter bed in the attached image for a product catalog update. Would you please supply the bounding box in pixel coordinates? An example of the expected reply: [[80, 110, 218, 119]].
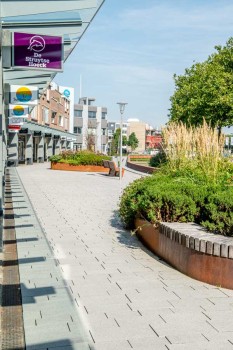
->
[[135, 218, 233, 289], [51, 162, 109, 172], [126, 160, 156, 174]]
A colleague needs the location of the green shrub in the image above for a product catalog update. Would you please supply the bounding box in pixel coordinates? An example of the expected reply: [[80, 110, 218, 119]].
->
[[149, 152, 167, 167], [201, 189, 233, 236], [119, 171, 233, 235], [119, 173, 207, 228], [50, 151, 111, 166]]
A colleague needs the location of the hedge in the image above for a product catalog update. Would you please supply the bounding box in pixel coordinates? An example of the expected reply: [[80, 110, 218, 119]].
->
[[119, 173, 233, 236], [50, 151, 111, 166]]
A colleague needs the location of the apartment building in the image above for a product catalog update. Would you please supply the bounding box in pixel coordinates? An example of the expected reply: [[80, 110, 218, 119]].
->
[[8, 84, 76, 165], [127, 119, 146, 153], [146, 125, 162, 150], [107, 119, 162, 153], [73, 97, 108, 153]]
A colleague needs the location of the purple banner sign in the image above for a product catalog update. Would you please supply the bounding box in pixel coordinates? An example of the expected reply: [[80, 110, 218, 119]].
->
[[13, 32, 63, 71]]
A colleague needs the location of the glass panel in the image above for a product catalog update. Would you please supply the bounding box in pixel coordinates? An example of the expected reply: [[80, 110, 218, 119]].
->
[[102, 112, 107, 119], [88, 111, 96, 119], [2, 10, 82, 27], [74, 110, 82, 118]]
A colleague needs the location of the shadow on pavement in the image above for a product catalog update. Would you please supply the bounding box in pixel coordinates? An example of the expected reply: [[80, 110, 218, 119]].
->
[[27, 339, 94, 350], [110, 210, 141, 249], [3, 256, 46, 266], [2, 283, 56, 306]]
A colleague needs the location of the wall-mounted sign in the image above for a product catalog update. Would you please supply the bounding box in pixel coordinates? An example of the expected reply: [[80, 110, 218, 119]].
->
[[9, 117, 24, 126], [10, 85, 38, 105], [9, 104, 29, 118], [58, 86, 74, 133], [13, 32, 63, 71], [8, 124, 21, 133], [63, 89, 70, 98]]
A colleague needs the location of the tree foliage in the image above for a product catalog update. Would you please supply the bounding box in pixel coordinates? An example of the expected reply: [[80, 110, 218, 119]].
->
[[110, 128, 128, 155], [169, 37, 233, 128], [128, 132, 139, 151]]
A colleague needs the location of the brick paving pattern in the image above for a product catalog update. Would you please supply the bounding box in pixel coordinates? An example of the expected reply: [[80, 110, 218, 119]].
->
[[2, 163, 233, 350]]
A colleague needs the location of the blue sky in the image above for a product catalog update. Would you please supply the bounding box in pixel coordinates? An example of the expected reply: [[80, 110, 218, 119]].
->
[[56, 0, 233, 128]]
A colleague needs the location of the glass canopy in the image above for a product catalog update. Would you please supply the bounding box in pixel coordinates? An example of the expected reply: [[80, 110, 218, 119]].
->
[[1, 0, 105, 94]]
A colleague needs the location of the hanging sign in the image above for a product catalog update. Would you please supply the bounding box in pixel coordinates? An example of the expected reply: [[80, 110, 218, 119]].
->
[[8, 117, 24, 126], [9, 104, 29, 118], [10, 85, 38, 105], [13, 32, 63, 71], [8, 124, 21, 133]]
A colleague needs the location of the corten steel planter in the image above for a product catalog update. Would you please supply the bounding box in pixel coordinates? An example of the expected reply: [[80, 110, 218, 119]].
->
[[51, 162, 109, 172], [135, 218, 233, 289]]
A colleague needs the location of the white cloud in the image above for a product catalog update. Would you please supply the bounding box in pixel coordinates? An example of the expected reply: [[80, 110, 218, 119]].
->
[[119, 2, 233, 31]]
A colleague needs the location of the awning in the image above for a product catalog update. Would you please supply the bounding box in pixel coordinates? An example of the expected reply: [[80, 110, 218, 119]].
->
[[2, 0, 105, 94]]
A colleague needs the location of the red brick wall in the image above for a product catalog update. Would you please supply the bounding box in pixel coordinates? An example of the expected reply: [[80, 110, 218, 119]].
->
[[28, 88, 70, 132]]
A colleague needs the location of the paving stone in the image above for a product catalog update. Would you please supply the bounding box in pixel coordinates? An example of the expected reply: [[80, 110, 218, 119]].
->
[[8, 163, 233, 348]]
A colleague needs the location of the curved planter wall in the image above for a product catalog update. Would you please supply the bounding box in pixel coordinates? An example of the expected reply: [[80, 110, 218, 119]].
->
[[126, 160, 156, 174], [51, 162, 109, 172], [135, 218, 233, 289]]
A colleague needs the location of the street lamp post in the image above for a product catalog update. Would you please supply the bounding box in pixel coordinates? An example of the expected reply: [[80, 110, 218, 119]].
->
[[117, 102, 127, 190]]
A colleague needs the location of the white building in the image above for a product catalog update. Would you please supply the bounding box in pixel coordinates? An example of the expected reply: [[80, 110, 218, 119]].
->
[[74, 97, 108, 153]]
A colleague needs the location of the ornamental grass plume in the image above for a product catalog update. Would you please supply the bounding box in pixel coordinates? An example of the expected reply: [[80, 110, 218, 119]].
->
[[162, 122, 195, 171], [161, 121, 225, 182]]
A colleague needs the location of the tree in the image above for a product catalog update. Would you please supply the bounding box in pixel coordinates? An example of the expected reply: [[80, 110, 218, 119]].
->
[[128, 132, 139, 151], [84, 128, 96, 151], [169, 37, 233, 131], [110, 128, 128, 155]]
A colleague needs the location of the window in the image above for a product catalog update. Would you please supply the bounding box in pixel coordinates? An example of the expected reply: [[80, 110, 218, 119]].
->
[[58, 115, 63, 126], [46, 89, 50, 101], [30, 106, 38, 120], [74, 110, 82, 118], [51, 111, 56, 123], [74, 127, 82, 134], [102, 128, 106, 135], [65, 118, 68, 130], [88, 111, 96, 119], [102, 112, 107, 119], [64, 99, 70, 111], [88, 128, 96, 135], [42, 107, 49, 124]]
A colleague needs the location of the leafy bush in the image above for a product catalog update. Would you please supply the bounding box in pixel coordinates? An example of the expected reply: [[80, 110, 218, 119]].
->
[[50, 151, 111, 166], [119, 122, 233, 236], [149, 152, 167, 167], [120, 174, 204, 228], [201, 189, 233, 236], [119, 171, 233, 236]]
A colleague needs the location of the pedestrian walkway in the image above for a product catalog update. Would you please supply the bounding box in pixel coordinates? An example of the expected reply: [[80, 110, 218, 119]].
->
[[4, 163, 233, 349]]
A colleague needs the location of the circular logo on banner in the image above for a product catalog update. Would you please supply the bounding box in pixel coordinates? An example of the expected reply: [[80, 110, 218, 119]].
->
[[28, 35, 46, 53], [13, 105, 24, 116], [63, 89, 70, 98], [16, 87, 32, 102]]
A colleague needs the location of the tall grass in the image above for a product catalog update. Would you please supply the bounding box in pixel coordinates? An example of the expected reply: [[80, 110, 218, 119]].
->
[[162, 121, 225, 182]]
